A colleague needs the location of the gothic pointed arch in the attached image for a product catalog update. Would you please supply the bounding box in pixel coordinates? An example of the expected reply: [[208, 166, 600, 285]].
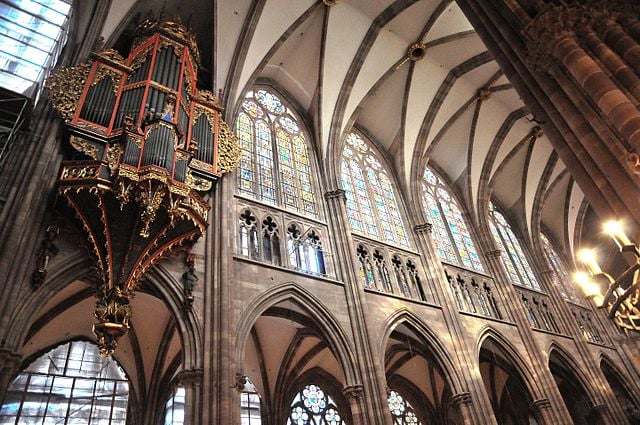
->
[[235, 282, 359, 387], [478, 328, 540, 424], [548, 346, 601, 424], [599, 355, 640, 422], [339, 130, 411, 247], [538, 231, 582, 304], [421, 164, 485, 272], [488, 201, 541, 291], [382, 310, 468, 424], [235, 86, 321, 218]]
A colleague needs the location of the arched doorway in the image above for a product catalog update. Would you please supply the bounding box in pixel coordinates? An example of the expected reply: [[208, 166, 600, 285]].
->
[[479, 337, 538, 425]]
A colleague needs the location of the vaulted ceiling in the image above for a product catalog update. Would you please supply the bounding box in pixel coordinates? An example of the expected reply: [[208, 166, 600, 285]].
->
[[98, 0, 590, 260]]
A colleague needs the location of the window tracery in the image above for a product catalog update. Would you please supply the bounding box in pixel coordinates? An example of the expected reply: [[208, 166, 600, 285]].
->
[[387, 390, 423, 425], [239, 209, 259, 259], [287, 384, 344, 425], [340, 132, 409, 247], [488, 202, 541, 290], [540, 232, 581, 303], [262, 216, 281, 266], [420, 167, 484, 272], [287, 224, 326, 275], [236, 89, 317, 217], [0, 341, 128, 424]]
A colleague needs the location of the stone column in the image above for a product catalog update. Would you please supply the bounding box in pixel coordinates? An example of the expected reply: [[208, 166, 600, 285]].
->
[[323, 189, 391, 425], [597, 17, 640, 75], [0, 348, 21, 406], [549, 32, 640, 150], [578, 25, 640, 103], [530, 398, 555, 425], [412, 223, 498, 424], [343, 384, 366, 425], [451, 392, 474, 425], [178, 368, 204, 425]]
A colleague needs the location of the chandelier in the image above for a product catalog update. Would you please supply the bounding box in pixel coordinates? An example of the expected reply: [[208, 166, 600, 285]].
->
[[574, 221, 640, 332], [46, 17, 240, 354]]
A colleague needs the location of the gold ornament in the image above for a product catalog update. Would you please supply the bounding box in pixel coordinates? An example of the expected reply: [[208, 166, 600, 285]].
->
[[46, 64, 92, 122]]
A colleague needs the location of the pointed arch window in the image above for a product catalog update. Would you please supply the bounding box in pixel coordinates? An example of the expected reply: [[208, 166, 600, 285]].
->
[[421, 167, 484, 272], [540, 233, 581, 303], [387, 390, 423, 425], [287, 384, 344, 425], [0, 340, 128, 424], [236, 88, 318, 217], [488, 202, 541, 290], [340, 132, 409, 247]]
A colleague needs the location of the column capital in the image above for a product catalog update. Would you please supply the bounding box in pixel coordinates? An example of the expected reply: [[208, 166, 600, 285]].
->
[[0, 348, 21, 367], [342, 384, 364, 400], [414, 223, 433, 234], [485, 249, 502, 258], [177, 368, 204, 387], [324, 189, 346, 201], [451, 392, 472, 406], [530, 398, 552, 412]]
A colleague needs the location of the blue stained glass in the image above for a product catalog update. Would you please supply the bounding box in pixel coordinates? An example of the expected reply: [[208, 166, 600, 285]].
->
[[541, 233, 581, 303], [288, 384, 344, 425], [489, 202, 540, 290], [235, 89, 317, 217], [421, 167, 483, 271], [340, 132, 409, 246]]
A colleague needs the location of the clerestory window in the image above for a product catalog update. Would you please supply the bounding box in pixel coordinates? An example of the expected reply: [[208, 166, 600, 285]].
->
[[421, 166, 484, 272], [488, 202, 540, 290], [340, 132, 409, 247], [236, 88, 318, 217]]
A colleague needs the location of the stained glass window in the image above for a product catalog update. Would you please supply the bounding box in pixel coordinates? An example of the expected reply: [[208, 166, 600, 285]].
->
[[488, 202, 541, 290], [0, 341, 128, 424], [540, 232, 581, 303], [236, 89, 317, 217], [340, 132, 409, 247], [421, 167, 484, 272], [287, 384, 344, 425], [387, 390, 423, 425]]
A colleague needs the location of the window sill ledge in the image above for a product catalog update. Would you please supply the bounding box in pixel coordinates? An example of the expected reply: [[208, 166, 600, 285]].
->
[[234, 255, 344, 286]]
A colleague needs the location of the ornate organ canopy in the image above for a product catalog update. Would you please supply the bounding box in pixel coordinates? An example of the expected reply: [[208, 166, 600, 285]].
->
[[46, 17, 241, 355]]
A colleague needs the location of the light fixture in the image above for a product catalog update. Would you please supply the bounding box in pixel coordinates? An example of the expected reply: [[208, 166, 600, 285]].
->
[[575, 220, 640, 332]]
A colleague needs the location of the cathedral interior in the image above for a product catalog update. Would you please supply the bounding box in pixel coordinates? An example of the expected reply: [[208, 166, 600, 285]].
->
[[0, 0, 640, 424]]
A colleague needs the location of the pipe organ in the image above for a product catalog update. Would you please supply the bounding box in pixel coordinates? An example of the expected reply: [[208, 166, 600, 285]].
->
[[46, 17, 240, 355]]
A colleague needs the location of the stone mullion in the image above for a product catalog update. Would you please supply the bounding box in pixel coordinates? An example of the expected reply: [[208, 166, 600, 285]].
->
[[479, 249, 569, 425], [323, 189, 391, 425], [412, 223, 495, 425], [578, 26, 640, 103], [0, 348, 20, 406]]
